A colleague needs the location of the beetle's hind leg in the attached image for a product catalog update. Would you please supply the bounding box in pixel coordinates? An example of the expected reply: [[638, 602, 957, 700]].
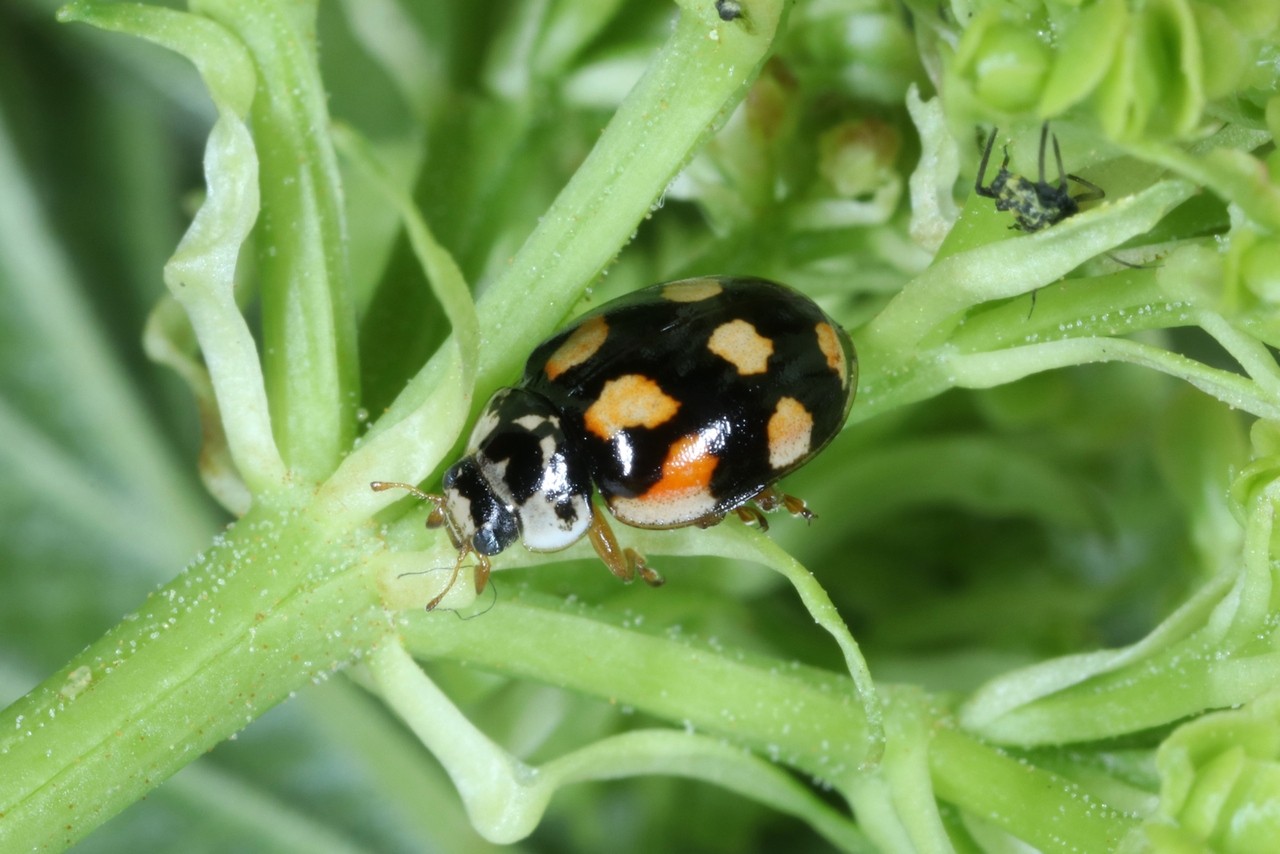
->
[[735, 504, 770, 531], [751, 486, 816, 523]]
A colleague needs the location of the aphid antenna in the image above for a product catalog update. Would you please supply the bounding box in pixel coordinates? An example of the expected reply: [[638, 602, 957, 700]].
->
[[974, 125, 1002, 199]]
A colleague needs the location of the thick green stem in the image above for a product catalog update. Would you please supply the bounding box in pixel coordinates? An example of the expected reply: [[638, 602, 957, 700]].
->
[[192, 0, 359, 482], [930, 728, 1139, 852], [0, 499, 390, 850], [401, 597, 873, 777]]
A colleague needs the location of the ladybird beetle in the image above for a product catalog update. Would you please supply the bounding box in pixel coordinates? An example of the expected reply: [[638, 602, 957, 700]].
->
[[374, 275, 857, 609], [975, 122, 1104, 232]]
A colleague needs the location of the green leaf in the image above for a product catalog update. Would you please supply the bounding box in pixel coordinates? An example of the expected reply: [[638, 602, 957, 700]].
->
[[1039, 0, 1128, 116], [191, 0, 359, 482], [1139, 690, 1280, 852]]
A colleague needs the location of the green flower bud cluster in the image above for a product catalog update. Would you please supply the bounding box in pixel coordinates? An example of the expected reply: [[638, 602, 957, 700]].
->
[[944, 0, 1280, 139]]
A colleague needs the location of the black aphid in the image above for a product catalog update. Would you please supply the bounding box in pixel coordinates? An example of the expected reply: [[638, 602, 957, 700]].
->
[[975, 122, 1104, 233]]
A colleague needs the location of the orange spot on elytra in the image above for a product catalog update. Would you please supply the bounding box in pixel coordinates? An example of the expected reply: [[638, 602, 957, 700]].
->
[[662, 278, 723, 302], [767, 397, 813, 469], [545, 316, 609, 381], [708, 319, 773, 375], [645, 433, 718, 499], [815, 322, 847, 383], [584, 374, 680, 440]]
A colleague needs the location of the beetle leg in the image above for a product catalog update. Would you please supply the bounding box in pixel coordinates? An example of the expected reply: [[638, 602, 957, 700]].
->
[[422, 550, 491, 612], [754, 486, 816, 523], [735, 504, 770, 531], [694, 512, 727, 529], [631, 552, 663, 587], [781, 493, 816, 522], [372, 480, 488, 610], [588, 503, 664, 587]]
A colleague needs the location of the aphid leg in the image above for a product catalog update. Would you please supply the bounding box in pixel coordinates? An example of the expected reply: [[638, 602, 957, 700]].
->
[[1045, 122, 1104, 204], [1067, 173, 1105, 205], [587, 503, 664, 587], [1103, 251, 1146, 270], [975, 126, 999, 198]]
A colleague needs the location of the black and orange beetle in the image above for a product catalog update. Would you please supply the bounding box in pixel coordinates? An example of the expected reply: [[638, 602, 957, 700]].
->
[[375, 276, 856, 607]]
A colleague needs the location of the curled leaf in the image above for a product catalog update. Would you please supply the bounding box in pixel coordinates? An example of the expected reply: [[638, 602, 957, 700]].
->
[[1136, 690, 1280, 852]]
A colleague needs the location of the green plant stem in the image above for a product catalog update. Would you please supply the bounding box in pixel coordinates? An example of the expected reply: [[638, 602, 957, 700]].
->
[[0, 500, 388, 850], [192, 0, 359, 482], [366, 641, 869, 849], [930, 727, 1139, 852], [401, 597, 873, 777], [471, 0, 788, 386]]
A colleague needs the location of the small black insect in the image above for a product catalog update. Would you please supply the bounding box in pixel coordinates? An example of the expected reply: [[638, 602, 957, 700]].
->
[[715, 0, 744, 22], [975, 122, 1104, 233], [975, 123, 1143, 313]]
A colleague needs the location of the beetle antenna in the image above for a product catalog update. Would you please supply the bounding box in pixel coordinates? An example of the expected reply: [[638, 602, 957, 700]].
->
[[371, 480, 435, 502]]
